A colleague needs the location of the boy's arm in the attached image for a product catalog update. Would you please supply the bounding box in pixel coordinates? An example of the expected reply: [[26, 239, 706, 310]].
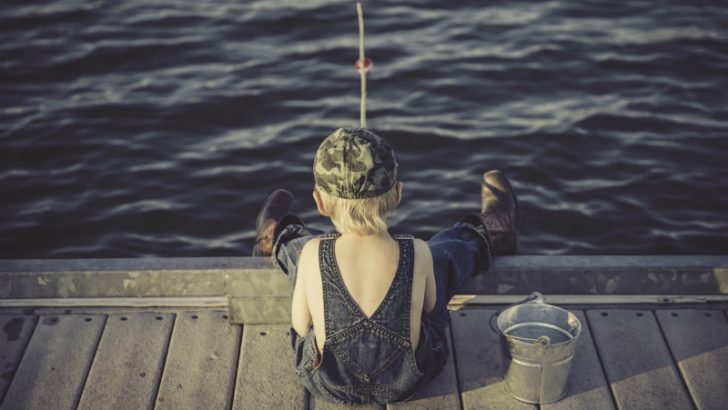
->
[[417, 239, 437, 314], [291, 242, 314, 335]]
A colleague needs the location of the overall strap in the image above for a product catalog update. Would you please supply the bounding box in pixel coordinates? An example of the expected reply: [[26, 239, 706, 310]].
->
[[369, 237, 414, 339], [319, 237, 362, 335]]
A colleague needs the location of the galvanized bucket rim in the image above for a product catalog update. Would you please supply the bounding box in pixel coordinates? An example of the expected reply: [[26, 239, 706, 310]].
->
[[498, 303, 582, 346], [489, 292, 583, 347]]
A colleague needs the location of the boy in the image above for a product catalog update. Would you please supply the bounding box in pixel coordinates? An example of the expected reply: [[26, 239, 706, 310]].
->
[[252, 128, 517, 405]]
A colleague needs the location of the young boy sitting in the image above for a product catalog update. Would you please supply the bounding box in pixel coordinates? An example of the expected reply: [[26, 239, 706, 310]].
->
[[252, 128, 518, 405]]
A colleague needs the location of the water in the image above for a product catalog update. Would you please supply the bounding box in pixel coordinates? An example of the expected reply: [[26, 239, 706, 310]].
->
[[504, 322, 573, 345], [2, 0, 727, 258]]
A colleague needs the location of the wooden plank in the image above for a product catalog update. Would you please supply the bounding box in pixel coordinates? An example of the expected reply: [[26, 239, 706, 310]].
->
[[310, 397, 382, 409], [77, 313, 174, 410], [0, 314, 38, 404], [155, 311, 241, 409], [449, 309, 535, 410], [656, 309, 728, 410], [542, 311, 614, 410], [233, 324, 306, 409], [388, 328, 461, 410], [2, 314, 105, 410], [587, 309, 692, 410]]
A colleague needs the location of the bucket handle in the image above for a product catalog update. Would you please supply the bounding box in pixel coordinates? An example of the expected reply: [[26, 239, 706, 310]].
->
[[488, 291, 544, 336]]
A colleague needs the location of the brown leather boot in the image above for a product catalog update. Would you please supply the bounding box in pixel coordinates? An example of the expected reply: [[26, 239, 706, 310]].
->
[[252, 189, 296, 256], [481, 170, 518, 255]]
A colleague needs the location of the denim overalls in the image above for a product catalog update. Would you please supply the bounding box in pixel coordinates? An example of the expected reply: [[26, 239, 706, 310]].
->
[[274, 220, 491, 405]]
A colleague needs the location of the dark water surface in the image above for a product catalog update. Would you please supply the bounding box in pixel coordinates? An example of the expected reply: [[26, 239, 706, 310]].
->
[[2, 0, 727, 257]]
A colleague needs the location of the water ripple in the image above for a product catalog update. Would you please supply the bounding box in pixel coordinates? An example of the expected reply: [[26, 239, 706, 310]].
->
[[2, 0, 728, 257]]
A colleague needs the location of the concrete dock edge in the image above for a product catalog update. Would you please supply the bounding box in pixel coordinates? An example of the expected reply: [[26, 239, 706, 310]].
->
[[2, 256, 727, 323]]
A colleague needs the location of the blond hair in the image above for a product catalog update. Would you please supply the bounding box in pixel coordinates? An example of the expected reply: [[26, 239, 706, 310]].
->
[[317, 184, 399, 235]]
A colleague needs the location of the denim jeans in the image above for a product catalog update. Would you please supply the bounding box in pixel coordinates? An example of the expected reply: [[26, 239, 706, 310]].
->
[[272, 220, 491, 333]]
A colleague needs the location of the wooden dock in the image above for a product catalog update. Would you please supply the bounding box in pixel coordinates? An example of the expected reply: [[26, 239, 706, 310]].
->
[[2, 305, 728, 409], [2, 256, 728, 409]]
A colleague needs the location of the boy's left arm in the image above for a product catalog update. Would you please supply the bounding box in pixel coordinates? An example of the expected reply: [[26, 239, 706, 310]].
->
[[291, 243, 314, 336]]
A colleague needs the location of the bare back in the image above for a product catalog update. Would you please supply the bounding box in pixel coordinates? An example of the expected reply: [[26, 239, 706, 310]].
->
[[291, 234, 436, 353]]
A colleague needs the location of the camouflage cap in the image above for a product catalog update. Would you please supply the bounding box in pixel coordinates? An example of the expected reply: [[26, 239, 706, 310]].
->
[[314, 128, 398, 199]]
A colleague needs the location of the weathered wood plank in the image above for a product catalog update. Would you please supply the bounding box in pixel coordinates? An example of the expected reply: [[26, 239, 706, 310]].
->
[[450, 309, 535, 410], [0, 314, 38, 405], [155, 311, 241, 409], [77, 313, 174, 410], [587, 309, 692, 410], [656, 309, 728, 410], [310, 397, 382, 409], [2, 314, 105, 410], [233, 324, 306, 409], [542, 311, 614, 410], [388, 328, 461, 410]]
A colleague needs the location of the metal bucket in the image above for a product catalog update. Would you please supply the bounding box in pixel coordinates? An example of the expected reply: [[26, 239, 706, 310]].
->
[[493, 292, 581, 404]]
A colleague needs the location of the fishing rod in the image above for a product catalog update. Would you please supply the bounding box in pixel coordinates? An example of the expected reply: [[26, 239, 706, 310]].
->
[[355, 2, 372, 128]]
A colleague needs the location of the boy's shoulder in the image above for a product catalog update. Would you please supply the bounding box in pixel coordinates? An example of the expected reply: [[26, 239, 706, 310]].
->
[[300, 237, 323, 260], [300, 234, 431, 260], [300, 233, 341, 251], [297, 238, 323, 276], [394, 236, 433, 266], [411, 238, 433, 267], [408, 236, 430, 252], [298, 234, 339, 268]]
